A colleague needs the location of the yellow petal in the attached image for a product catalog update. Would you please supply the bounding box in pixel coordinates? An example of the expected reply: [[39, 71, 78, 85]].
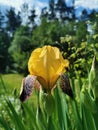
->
[[28, 45, 69, 91]]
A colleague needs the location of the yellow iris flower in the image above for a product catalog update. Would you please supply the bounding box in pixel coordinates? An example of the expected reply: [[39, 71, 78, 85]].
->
[[28, 45, 69, 92]]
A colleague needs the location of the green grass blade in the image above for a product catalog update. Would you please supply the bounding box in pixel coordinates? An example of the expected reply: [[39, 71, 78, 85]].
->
[[46, 116, 55, 130], [54, 85, 69, 130], [81, 104, 96, 130], [6, 100, 26, 130], [55, 88, 65, 129], [70, 100, 82, 130], [0, 116, 13, 130]]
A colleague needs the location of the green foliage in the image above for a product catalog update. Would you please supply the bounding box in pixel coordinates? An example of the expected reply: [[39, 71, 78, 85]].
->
[[0, 58, 98, 130], [0, 31, 11, 73], [31, 18, 76, 47], [60, 35, 98, 77], [1, 4, 98, 129], [0, 73, 97, 130], [0, 11, 5, 30], [75, 21, 89, 43], [6, 7, 21, 34], [32, 18, 53, 46], [0, 1, 98, 75], [9, 26, 32, 74], [0, 74, 23, 96], [0, 57, 98, 130]]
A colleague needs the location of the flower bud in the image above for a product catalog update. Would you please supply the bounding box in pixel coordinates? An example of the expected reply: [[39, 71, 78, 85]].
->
[[74, 79, 81, 102], [92, 82, 98, 99], [80, 88, 97, 113], [89, 56, 96, 89], [89, 56, 98, 99]]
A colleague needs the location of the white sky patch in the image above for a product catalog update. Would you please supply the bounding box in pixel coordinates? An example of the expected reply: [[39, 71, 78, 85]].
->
[[0, 0, 98, 17], [66, 0, 74, 6], [0, 0, 48, 15], [75, 0, 98, 9], [31, 0, 48, 15], [0, 0, 98, 12], [0, 0, 24, 10]]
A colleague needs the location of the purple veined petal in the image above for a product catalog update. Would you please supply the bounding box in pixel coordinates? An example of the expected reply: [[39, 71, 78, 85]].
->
[[60, 73, 73, 98], [19, 75, 37, 102]]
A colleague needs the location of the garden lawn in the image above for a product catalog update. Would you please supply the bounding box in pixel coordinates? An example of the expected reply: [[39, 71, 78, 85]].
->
[[0, 74, 23, 95], [0, 73, 38, 111]]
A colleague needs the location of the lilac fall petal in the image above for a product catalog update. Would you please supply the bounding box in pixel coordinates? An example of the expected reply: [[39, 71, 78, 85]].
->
[[20, 75, 40, 102], [60, 73, 73, 98]]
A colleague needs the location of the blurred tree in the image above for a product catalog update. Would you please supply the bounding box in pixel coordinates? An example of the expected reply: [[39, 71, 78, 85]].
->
[[28, 7, 37, 29], [8, 26, 32, 74], [93, 14, 98, 34], [31, 18, 76, 48], [89, 11, 98, 56], [48, 0, 56, 20], [0, 31, 11, 73], [80, 9, 89, 21], [55, 0, 75, 21], [6, 7, 22, 35], [32, 18, 52, 47], [89, 10, 97, 23], [75, 21, 89, 43], [40, 7, 48, 19], [88, 10, 98, 35], [21, 3, 29, 25], [0, 10, 5, 31], [55, 0, 66, 20]]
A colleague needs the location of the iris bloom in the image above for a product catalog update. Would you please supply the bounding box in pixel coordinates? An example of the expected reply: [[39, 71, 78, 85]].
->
[[28, 45, 69, 92]]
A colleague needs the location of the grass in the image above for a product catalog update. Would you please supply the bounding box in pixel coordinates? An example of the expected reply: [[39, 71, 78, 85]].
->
[[0, 60, 98, 130], [0, 73, 43, 130], [0, 73, 38, 111], [0, 74, 23, 94]]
